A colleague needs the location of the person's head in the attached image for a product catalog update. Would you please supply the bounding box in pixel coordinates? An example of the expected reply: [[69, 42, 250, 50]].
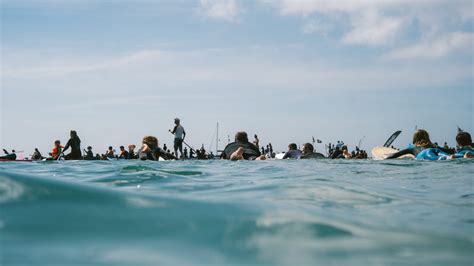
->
[[235, 131, 249, 143], [456, 131, 472, 147], [302, 143, 314, 154], [54, 140, 60, 146], [288, 143, 298, 151], [70, 130, 77, 138], [174, 118, 180, 125], [120, 146, 125, 151], [128, 144, 136, 151], [108, 146, 113, 150], [142, 136, 158, 150], [342, 145, 348, 151], [35, 148, 39, 152], [412, 129, 432, 147]]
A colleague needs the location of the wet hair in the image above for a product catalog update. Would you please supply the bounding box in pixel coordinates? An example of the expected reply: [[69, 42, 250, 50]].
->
[[456, 131, 472, 147], [302, 143, 314, 153], [342, 145, 348, 151], [87, 146, 92, 150], [142, 136, 158, 150], [235, 131, 249, 143], [54, 140, 60, 145], [412, 129, 433, 148], [288, 143, 297, 150], [120, 146, 125, 149], [108, 146, 113, 150], [70, 130, 77, 138]]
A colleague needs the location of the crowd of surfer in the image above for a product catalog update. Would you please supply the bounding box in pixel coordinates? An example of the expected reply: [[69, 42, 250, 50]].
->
[[1, 118, 472, 161]]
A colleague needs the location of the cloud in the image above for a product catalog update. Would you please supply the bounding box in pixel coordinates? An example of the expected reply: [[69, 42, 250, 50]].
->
[[342, 9, 405, 46], [199, 0, 241, 22], [263, 0, 473, 51], [385, 32, 474, 59]]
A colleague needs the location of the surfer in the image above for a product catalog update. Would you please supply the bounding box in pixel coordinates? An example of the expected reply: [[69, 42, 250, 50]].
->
[[300, 143, 325, 159], [170, 118, 186, 159], [106, 146, 115, 158], [282, 143, 302, 159], [31, 148, 43, 160], [221, 131, 265, 160], [386, 129, 451, 159], [83, 146, 94, 160], [449, 131, 473, 159], [1, 149, 16, 160], [138, 136, 177, 161], [63, 130, 82, 160], [128, 145, 136, 159], [118, 146, 129, 159], [50, 140, 63, 160]]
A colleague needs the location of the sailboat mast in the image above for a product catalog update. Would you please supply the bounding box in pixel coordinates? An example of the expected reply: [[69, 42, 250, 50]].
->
[[216, 122, 219, 155]]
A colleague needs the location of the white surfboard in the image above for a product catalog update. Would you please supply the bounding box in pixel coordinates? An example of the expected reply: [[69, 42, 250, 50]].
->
[[371, 146, 415, 160]]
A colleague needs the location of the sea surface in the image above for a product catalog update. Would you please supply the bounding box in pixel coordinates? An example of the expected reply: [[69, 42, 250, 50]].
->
[[0, 159, 473, 266]]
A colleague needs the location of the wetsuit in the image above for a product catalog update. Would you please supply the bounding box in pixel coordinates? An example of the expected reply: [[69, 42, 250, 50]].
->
[[452, 146, 474, 158], [64, 137, 82, 160], [84, 150, 94, 160], [282, 150, 302, 159], [300, 152, 326, 159], [221, 142, 261, 160], [138, 147, 176, 161], [0, 152, 16, 160], [386, 146, 453, 159]]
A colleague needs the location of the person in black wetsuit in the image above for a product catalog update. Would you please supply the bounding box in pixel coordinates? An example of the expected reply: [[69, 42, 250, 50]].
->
[[63, 130, 82, 160], [83, 146, 94, 160], [1, 149, 16, 160], [138, 136, 177, 161], [300, 143, 325, 159], [221, 131, 265, 160], [386, 129, 452, 159], [32, 148, 43, 160]]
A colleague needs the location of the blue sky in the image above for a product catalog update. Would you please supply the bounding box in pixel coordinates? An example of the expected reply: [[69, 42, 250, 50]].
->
[[1, 0, 473, 156]]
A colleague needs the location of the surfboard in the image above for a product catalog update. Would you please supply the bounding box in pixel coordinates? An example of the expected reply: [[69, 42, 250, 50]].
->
[[371, 146, 415, 160], [274, 153, 285, 160]]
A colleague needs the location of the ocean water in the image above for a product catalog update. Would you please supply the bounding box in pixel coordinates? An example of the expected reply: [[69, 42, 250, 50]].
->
[[0, 159, 473, 266]]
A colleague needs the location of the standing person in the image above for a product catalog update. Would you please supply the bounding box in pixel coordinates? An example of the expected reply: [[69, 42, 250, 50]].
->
[[170, 118, 186, 159], [63, 130, 82, 160]]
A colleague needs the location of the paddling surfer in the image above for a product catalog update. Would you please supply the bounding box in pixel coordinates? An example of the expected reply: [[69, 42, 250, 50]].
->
[[170, 118, 186, 159]]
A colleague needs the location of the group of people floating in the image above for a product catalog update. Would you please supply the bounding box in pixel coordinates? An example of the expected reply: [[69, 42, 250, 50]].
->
[[1, 117, 473, 161]]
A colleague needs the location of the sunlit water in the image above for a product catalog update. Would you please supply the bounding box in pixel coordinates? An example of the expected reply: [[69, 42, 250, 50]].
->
[[1, 159, 473, 265]]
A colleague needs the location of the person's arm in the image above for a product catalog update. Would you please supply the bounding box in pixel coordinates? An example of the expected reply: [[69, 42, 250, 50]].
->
[[63, 140, 71, 152], [282, 152, 290, 159], [385, 148, 414, 159], [183, 129, 186, 140], [171, 126, 177, 134]]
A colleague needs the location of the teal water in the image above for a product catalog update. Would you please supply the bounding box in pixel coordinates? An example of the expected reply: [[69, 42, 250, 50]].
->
[[1, 160, 473, 266]]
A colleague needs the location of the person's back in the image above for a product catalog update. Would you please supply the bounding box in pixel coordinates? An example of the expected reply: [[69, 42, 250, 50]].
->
[[386, 129, 434, 159], [451, 131, 473, 158], [300, 143, 325, 159], [222, 131, 261, 160], [282, 143, 302, 159]]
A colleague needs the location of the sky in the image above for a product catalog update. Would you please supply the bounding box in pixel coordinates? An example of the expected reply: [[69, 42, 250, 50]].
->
[[1, 0, 473, 156]]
